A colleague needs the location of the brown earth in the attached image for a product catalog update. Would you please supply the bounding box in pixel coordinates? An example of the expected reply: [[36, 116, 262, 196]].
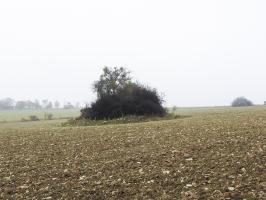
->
[[0, 108, 265, 199]]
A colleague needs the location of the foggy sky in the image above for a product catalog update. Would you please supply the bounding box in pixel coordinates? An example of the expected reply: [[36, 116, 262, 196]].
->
[[0, 0, 266, 107]]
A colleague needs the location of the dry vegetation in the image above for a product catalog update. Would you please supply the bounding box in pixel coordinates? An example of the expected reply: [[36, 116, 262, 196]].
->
[[0, 107, 265, 199]]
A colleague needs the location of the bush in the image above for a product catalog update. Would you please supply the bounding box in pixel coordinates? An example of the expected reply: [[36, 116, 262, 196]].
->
[[232, 97, 253, 107], [81, 83, 166, 120], [47, 114, 53, 120], [44, 113, 53, 120], [29, 115, 40, 121], [64, 114, 181, 127], [172, 106, 178, 112], [21, 118, 28, 122]]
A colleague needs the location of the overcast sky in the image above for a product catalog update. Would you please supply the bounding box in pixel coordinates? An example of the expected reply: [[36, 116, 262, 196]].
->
[[0, 0, 265, 107]]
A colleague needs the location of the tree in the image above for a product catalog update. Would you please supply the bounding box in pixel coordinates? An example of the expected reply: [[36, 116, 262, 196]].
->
[[93, 67, 132, 98], [15, 100, 42, 110], [33, 100, 42, 109], [81, 68, 166, 120], [172, 106, 178, 112], [54, 101, 60, 109], [25, 100, 34, 109], [64, 102, 74, 109], [0, 98, 14, 110], [45, 102, 53, 109], [42, 99, 49, 109], [15, 101, 27, 110], [232, 97, 253, 107]]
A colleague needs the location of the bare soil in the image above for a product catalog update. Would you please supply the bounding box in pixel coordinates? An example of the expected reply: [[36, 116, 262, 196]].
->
[[0, 108, 265, 199]]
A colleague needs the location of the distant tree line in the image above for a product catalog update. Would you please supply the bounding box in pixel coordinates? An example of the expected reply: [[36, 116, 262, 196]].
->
[[0, 98, 81, 110]]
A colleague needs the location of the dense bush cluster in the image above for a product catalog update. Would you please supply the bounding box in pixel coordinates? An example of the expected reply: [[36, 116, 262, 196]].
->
[[81, 83, 166, 120], [29, 115, 40, 121], [232, 97, 253, 107]]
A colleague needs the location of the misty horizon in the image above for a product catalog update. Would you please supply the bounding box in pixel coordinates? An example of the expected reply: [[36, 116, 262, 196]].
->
[[0, 86, 264, 108]]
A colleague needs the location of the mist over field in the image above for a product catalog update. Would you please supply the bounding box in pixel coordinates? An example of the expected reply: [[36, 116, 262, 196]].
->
[[0, 1, 266, 199], [0, 0, 266, 107]]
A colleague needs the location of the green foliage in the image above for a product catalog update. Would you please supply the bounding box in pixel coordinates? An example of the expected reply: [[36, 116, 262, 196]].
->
[[82, 83, 166, 120], [82, 67, 166, 120], [93, 67, 132, 98]]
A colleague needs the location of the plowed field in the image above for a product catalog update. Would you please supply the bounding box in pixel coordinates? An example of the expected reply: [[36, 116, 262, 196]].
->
[[0, 107, 265, 199]]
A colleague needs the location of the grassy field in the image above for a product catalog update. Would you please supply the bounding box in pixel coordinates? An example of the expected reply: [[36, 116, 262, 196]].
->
[[0, 107, 265, 199], [0, 109, 80, 122], [172, 105, 266, 115]]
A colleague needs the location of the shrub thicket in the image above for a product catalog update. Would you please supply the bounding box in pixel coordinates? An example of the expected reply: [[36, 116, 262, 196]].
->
[[29, 115, 40, 121], [81, 69, 166, 120], [232, 97, 253, 107], [44, 113, 53, 120]]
